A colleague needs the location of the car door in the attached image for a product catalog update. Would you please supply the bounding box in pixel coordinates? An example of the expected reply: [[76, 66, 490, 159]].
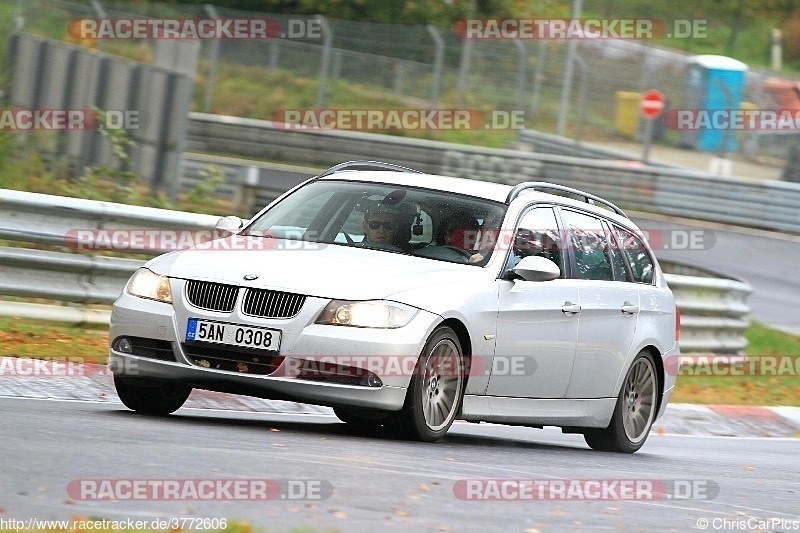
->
[[487, 205, 581, 399], [558, 209, 640, 399]]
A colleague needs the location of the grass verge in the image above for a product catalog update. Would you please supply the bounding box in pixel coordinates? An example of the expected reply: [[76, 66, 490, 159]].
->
[[670, 322, 800, 406]]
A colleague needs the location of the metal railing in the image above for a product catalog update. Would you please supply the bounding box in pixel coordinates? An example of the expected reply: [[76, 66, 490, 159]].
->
[[0, 188, 751, 352], [184, 112, 800, 234]]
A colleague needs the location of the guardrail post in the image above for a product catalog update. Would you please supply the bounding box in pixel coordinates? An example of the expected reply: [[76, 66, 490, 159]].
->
[[203, 4, 220, 112], [234, 166, 260, 217], [316, 16, 332, 109], [426, 24, 444, 108]]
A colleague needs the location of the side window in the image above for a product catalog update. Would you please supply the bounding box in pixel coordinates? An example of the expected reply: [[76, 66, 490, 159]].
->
[[615, 226, 655, 284], [560, 209, 614, 281], [605, 221, 633, 283], [512, 206, 564, 277]]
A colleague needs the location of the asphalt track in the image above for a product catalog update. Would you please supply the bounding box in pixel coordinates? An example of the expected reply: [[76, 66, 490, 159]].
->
[[1, 397, 798, 532], [631, 213, 800, 336]]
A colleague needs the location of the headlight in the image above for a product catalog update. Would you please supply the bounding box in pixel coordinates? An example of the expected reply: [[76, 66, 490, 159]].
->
[[316, 300, 418, 328], [126, 268, 172, 303]]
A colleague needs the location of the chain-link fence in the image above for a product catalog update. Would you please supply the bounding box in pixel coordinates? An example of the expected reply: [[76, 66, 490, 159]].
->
[[7, 0, 800, 168]]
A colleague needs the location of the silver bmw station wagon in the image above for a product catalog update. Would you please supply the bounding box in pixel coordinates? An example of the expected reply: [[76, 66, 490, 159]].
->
[[110, 161, 679, 453]]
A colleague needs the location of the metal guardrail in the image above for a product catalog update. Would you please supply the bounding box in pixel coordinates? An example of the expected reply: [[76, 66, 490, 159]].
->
[[0, 189, 219, 318], [0, 188, 751, 352], [513, 130, 670, 164], [185, 112, 800, 234], [661, 264, 752, 353]]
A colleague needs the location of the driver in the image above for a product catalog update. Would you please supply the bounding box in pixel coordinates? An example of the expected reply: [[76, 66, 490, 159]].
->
[[362, 210, 399, 245]]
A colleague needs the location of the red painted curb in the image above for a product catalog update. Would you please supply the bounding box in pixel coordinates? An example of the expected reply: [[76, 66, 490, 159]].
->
[[706, 404, 783, 420]]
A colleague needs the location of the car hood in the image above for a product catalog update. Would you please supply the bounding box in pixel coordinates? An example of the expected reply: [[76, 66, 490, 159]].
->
[[146, 237, 483, 302]]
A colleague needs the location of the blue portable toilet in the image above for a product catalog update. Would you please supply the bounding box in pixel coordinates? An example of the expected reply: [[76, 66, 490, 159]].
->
[[679, 55, 748, 153]]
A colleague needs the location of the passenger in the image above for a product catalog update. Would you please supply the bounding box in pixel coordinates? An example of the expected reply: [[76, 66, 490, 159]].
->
[[467, 210, 503, 264]]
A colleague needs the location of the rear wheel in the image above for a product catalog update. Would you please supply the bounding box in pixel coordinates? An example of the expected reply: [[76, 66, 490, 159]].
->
[[584, 351, 658, 453], [114, 376, 191, 415], [388, 326, 465, 442]]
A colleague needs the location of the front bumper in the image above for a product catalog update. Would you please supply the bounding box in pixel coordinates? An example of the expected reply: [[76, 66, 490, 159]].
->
[[109, 284, 441, 411]]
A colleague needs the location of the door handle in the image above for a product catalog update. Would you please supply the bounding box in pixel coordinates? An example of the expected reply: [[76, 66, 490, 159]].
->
[[561, 301, 581, 315], [621, 301, 640, 315]]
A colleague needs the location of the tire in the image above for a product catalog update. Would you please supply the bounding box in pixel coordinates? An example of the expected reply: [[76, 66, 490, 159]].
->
[[388, 326, 466, 442], [114, 376, 191, 415], [584, 351, 658, 453], [333, 407, 388, 427]]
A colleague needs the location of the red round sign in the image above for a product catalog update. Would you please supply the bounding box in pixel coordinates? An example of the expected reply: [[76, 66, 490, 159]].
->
[[640, 89, 665, 119]]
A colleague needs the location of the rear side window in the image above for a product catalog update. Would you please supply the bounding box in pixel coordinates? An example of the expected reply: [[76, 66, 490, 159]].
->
[[560, 209, 614, 281], [614, 226, 655, 284]]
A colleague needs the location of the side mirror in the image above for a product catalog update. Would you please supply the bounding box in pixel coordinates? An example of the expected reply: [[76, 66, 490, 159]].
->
[[215, 215, 247, 236], [511, 256, 560, 282]]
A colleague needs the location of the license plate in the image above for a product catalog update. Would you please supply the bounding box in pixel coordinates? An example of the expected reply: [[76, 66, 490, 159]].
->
[[186, 318, 281, 352]]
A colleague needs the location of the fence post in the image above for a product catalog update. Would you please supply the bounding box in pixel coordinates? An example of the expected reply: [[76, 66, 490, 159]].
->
[[394, 59, 405, 97], [268, 39, 279, 70], [316, 15, 332, 109], [457, 39, 473, 108], [90, 0, 107, 51], [427, 24, 444, 108], [514, 40, 527, 111], [556, 0, 583, 136], [203, 4, 220, 112], [531, 40, 548, 114], [14, 0, 25, 29], [574, 54, 588, 155], [635, 55, 654, 140], [331, 49, 342, 81]]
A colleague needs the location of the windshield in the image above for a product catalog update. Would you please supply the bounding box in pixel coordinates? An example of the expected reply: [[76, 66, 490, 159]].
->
[[243, 180, 507, 266]]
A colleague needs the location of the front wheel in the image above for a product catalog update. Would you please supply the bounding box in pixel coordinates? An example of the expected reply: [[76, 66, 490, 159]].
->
[[114, 376, 191, 415], [584, 351, 659, 453], [388, 326, 466, 442]]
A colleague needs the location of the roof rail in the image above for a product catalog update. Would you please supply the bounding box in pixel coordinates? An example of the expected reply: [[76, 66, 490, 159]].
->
[[505, 182, 628, 218], [316, 160, 423, 178]]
